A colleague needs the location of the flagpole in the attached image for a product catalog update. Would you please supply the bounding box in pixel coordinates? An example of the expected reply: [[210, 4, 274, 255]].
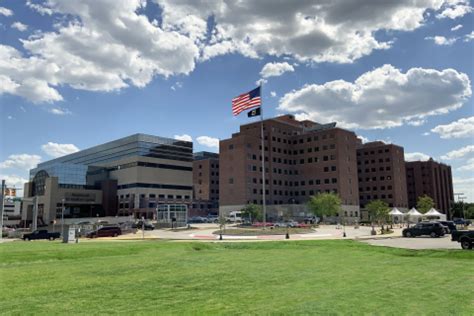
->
[[259, 83, 266, 229]]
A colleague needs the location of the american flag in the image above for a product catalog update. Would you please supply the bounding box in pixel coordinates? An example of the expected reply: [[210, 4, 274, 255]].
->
[[232, 86, 261, 116]]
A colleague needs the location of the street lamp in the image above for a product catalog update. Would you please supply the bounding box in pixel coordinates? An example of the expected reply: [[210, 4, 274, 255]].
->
[[61, 198, 65, 237]]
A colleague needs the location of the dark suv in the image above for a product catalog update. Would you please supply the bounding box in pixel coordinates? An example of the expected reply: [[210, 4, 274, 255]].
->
[[86, 226, 122, 238], [437, 221, 456, 234], [403, 222, 445, 238]]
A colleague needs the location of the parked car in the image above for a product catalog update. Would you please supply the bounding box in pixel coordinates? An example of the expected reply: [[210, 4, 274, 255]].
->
[[22, 230, 61, 241], [132, 221, 155, 230], [187, 216, 207, 224], [252, 222, 274, 227], [402, 222, 445, 238], [274, 220, 299, 228], [86, 226, 122, 238], [451, 230, 474, 250], [303, 216, 320, 224], [437, 221, 456, 234], [452, 218, 472, 226], [206, 215, 219, 223]]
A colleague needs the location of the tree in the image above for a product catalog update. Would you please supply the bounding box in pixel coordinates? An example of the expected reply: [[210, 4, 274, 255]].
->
[[366, 199, 390, 227], [465, 204, 474, 219], [307, 193, 341, 221], [417, 195, 434, 214], [240, 204, 262, 223]]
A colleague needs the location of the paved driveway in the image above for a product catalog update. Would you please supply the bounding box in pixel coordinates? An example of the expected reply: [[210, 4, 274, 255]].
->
[[361, 236, 462, 250]]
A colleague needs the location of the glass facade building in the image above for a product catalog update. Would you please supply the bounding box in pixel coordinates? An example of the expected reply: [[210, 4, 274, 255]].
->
[[30, 134, 193, 190]]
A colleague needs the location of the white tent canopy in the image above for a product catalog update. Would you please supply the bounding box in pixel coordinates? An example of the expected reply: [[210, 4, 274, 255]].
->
[[425, 208, 442, 216], [389, 208, 404, 215], [406, 208, 422, 216]]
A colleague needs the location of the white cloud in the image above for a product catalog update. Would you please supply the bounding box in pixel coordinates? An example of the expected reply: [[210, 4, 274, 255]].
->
[[11, 22, 27, 32], [437, 1, 473, 19], [41, 142, 79, 158], [431, 116, 474, 139], [405, 152, 431, 161], [0, 154, 42, 170], [171, 81, 183, 91], [0, 174, 28, 193], [464, 31, 474, 42], [3, 0, 470, 104], [49, 107, 72, 115], [453, 177, 474, 202], [260, 62, 294, 78], [458, 158, 474, 171], [1, 0, 199, 103], [441, 145, 474, 160], [174, 134, 192, 142], [158, 0, 452, 64], [422, 132, 431, 136], [255, 78, 268, 86], [270, 91, 277, 97], [357, 136, 369, 143], [278, 64, 471, 129], [425, 35, 457, 45], [7, 115, 13, 120], [26, 0, 54, 15], [196, 136, 219, 148], [451, 24, 463, 31], [0, 7, 13, 16], [407, 119, 426, 126]]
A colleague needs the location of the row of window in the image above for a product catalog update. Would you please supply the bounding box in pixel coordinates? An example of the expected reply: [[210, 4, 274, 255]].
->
[[357, 158, 391, 165], [359, 176, 393, 182], [360, 194, 394, 200], [357, 148, 390, 156], [360, 185, 393, 192], [120, 193, 192, 200], [252, 188, 338, 197], [358, 166, 392, 173]]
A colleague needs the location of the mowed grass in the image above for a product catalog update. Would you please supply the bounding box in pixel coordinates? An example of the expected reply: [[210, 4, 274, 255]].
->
[[1, 240, 473, 315]]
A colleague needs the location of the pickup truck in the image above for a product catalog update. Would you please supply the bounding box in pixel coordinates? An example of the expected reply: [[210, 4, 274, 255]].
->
[[22, 230, 61, 241], [451, 230, 474, 250]]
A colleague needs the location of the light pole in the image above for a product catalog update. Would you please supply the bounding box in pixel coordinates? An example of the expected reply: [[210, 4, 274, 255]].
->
[[0, 180, 5, 242], [61, 198, 65, 236]]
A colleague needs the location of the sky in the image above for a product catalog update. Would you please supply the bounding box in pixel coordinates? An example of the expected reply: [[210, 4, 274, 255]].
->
[[0, 0, 473, 202]]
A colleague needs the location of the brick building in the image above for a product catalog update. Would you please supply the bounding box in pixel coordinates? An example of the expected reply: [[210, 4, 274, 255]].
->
[[219, 115, 360, 222], [357, 141, 408, 213], [406, 158, 454, 216], [191, 151, 219, 216]]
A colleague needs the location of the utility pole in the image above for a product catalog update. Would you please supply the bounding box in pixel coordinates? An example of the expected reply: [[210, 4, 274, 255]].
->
[[32, 196, 38, 231], [61, 198, 65, 236]]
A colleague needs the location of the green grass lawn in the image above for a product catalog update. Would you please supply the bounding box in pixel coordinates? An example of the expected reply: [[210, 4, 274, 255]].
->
[[1, 240, 473, 315]]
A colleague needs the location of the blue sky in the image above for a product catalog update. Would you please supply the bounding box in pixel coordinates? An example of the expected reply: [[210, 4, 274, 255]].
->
[[0, 0, 473, 201]]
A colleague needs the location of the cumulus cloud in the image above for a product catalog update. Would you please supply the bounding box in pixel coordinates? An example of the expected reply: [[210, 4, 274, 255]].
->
[[270, 91, 277, 97], [174, 134, 193, 142], [11, 22, 28, 31], [0, 174, 29, 193], [278, 64, 471, 129], [458, 158, 474, 171], [441, 145, 474, 160], [451, 24, 463, 31], [405, 152, 431, 161], [453, 177, 474, 202], [437, 1, 473, 19], [49, 107, 72, 115], [0, 154, 42, 170], [431, 116, 474, 139], [0, 7, 13, 16], [425, 35, 457, 45], [357, 136, 369, 143], [464, 31, 474, 42], [2, 0, 470, 104], [1, 0, 199, 103], [196, 136, 219, 148], [260, 62, 294, 78], [41, 142, 79, 158], [158, 0, 453, 64]]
